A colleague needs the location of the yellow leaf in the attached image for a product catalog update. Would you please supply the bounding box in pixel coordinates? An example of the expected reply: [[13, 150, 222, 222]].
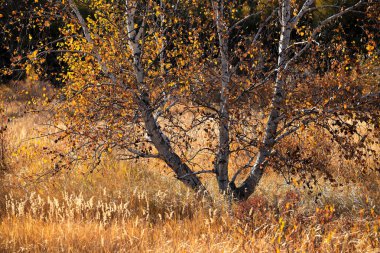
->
[[31, 50, 38, 58], [366, 44, 374, 52]]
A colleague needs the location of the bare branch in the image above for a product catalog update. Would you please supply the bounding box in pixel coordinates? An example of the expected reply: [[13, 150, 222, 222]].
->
[[228, 12, 262, 34], [252, 8, 278, 44], [177, 169, 215, 180], [125, 147, 161, 159]]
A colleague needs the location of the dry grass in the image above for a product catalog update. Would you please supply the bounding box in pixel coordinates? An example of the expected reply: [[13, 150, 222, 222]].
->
[[0, 82, 379, 252]]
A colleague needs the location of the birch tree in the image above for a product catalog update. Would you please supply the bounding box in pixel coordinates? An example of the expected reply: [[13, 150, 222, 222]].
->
[[4, 0, 378, 201]]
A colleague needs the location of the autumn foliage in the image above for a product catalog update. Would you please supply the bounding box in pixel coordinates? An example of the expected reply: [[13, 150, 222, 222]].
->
[[0, 0, 379, 251]]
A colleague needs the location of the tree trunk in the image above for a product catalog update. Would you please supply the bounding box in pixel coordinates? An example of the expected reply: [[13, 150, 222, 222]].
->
[[138, 93, 209, 195], [125, 2, 210, 199], [231, 0, 292, 200], [212, 0, 231, 194]]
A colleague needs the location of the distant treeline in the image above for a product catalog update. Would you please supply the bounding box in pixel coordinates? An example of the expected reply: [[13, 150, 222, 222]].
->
[[0, 0, 378, 85]]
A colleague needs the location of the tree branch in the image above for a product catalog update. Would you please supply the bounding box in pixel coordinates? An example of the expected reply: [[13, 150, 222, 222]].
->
[[125, 147, 161, 159], [177, 169, 215, 180], [290, 0, 315, 27], [228, 12, 262, 34]]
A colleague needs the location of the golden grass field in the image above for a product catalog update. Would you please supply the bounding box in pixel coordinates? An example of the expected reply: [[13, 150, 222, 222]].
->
[[0, 82, 379, 252]]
